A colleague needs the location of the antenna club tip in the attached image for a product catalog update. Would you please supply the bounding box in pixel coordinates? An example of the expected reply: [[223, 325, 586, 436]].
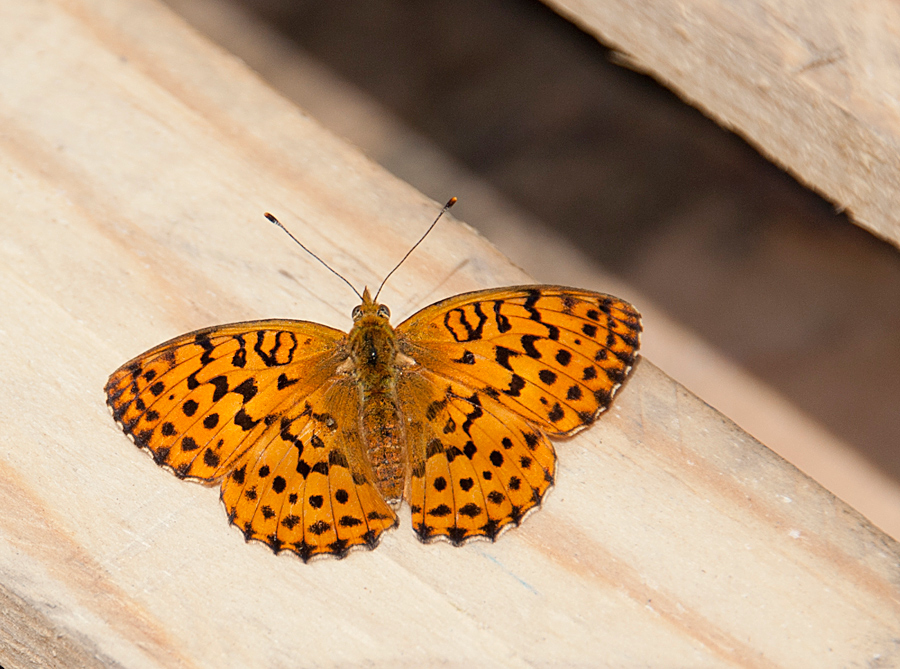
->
[[264, 212, 279, 224], [445, 197, 458, 208]]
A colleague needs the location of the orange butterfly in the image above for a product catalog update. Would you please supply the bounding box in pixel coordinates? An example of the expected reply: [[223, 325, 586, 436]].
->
[[106, 203, 641, 561]]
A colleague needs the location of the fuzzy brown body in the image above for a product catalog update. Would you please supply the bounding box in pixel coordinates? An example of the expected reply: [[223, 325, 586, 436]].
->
[[346, 297, 406, 506]]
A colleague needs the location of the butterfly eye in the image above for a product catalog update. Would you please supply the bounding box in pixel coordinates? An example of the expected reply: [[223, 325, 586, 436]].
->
[[377, 305, 391, 319], [352, 305, 363, 320]]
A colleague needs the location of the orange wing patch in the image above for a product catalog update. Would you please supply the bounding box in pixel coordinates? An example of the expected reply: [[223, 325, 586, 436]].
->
[[398, 286, 641, 435]]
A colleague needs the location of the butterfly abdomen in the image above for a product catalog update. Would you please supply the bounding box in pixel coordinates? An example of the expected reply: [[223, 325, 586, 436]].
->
[[349, 313, 405, 506], [360, 397, 404, 506]]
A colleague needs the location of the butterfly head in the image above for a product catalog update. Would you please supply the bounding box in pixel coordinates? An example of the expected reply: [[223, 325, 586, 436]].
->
[[352, 287, 391, 324]]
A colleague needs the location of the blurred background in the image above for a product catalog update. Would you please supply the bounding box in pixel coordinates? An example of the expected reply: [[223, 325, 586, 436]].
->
[[162, 0, 900, 538]]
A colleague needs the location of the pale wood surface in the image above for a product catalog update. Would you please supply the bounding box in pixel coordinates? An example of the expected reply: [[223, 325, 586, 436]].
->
[[0, 1, 898, 667], [158, 0, 900, 542], [546, 0, 900, 250]]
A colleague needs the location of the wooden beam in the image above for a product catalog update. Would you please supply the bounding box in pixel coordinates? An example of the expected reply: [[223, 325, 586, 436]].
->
[[0, 0, 897, 665], [547, 0, 900, 249]]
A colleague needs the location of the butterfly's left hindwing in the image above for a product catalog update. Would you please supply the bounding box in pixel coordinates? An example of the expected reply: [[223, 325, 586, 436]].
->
[[399, 369, 557, 545]]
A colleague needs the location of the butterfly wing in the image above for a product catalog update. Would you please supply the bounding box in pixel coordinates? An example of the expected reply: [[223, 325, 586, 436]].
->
[[219, 374, 398, 561], [398, 368, 557, 544], [105, 320, 397, 561], [396, 285, 641, 544]]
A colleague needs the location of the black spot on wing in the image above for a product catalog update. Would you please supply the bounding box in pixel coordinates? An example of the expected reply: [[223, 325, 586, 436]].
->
[[426, 398, 448, 421], [232, 378, 258, 404], [453, 350, 476, 365], [234, 408, 260, 431], [463, 441, 477, 459], [328, 450, 349, 468], [520, 334, 542, 359], [548, 403, 565, 423], [459, 503, 482, 518], [494, 346, 519, 371], [203, 448, 220, 468], [426, 438, 444, 458], [493, 300, 511, 333], [538, 369, 557, 385], [193, 333, 215, 366], [503, 374, 526, 397], [460, 393, 483, 436], [210, 376, 229, 402], [308, 520, 331, 536], [231, 335, 247, 368]]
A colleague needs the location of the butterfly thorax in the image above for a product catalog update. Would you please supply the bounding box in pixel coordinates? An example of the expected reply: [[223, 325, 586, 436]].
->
[[347, 289, 405, 506]]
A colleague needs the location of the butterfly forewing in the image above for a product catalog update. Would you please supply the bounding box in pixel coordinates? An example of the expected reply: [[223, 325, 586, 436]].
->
[[397, 286, 641, 435]]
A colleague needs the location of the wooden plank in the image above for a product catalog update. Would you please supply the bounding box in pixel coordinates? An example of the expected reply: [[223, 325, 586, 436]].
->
[[0, 0, 897, 666], [161, 0, 900, 543], [545, 0, 900, 249]]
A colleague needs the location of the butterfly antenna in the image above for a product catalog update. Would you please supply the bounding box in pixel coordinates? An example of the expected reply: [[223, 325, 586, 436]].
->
[[374, 197, 457, 301], [265, 213, 363, 301]]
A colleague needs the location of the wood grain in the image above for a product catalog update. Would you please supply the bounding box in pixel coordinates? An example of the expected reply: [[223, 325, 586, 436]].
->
[[0, 0, 897, 666], [547, 0, 900, 250]]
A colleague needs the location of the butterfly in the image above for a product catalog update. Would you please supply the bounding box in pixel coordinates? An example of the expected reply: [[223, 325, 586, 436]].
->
[[105, 203, 641, 561]]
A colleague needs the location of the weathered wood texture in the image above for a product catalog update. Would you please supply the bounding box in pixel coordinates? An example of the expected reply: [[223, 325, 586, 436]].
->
[[162, 0, 900, 544], [0, 1, 897, 667], [546, 0, 900, 250]]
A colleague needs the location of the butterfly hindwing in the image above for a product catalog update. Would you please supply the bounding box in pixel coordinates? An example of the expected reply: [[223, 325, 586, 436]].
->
[[400, 370, 556, 544], [219, 377, 398, 561]]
